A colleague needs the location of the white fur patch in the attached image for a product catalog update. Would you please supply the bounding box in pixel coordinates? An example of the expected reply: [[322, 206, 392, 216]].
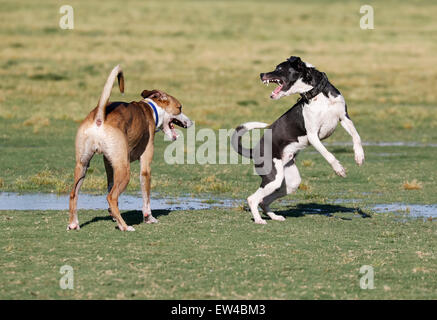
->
[[83, 123, 107, 154], [274, 78, 314, 100], [143, 98, 166, 128], [284, 163, 301, 194], [302, 92, 345, 140], [247, 158, 283, 224], [288, 78, 314, 94], [243, 122, 269, 130], [282, 136, 308, 161]]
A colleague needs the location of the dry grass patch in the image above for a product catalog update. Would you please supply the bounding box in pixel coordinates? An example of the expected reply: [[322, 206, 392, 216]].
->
[[14, 169, 71, 193], [302, 160, 314, 167], [22, 116, 50, 133], [194, 174, 233, 193], [402, 179, 423, 190], [402, 122, 413, 130]]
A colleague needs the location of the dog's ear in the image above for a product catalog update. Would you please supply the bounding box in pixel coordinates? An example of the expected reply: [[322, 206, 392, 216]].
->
[[287, 56, 301, 64], [141, 89, 159, 99], [288, 56, 305, 70], [141, 90, 168, 101]]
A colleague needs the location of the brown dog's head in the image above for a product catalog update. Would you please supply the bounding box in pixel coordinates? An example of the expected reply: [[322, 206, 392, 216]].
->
[[141, 90, 193, 140]]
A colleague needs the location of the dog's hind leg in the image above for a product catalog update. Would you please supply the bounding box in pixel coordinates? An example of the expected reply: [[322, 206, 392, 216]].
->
[[103, 156, 116, 221], [68, 152, 94, 230], [260, 162, 301, 221], [260, 180, 287, 221], [283, 162, 302, 195], [140, 135, 158, 224], [107, 160, 133, 231], [247, 158, 283, 224]]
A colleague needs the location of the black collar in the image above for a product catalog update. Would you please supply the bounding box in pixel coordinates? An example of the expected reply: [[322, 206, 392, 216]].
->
[[300, 72, 329, 102]]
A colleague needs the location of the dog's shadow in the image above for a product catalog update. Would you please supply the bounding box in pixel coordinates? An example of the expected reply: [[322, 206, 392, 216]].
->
[[267, 203, 371, 220], [80, 209, 171, 229]]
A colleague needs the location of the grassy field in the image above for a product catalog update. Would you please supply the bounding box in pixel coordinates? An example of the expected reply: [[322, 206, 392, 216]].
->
[[1, 208, 435, 299], [0, 0, 436, 299]]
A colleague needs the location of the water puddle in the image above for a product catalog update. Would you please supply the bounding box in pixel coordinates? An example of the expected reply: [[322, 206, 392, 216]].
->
[[372, 153, 404, 157], [0, 192, 237, 211], [0, 193, 435, 219], [371, 203, 437, 219], [326, 141, 437, 148]]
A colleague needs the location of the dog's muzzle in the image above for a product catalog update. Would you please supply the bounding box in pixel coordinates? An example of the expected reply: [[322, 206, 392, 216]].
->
[[172, 112, 193, 129]]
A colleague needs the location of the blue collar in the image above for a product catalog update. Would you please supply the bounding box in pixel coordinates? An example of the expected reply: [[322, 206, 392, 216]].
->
[[145, 99, 159, 129]]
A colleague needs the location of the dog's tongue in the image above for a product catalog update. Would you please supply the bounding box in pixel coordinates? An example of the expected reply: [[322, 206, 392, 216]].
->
[[273, 84, 283, 94], [170, 123, 178, 140]]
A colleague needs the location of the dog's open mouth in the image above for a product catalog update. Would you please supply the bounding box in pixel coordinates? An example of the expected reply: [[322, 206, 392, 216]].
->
[[162, 120, 178, 141], [262, 78, 284, 98], [167, 121, 178, 140], [165, 119, 186, 141], [171, 118, 187, 128]]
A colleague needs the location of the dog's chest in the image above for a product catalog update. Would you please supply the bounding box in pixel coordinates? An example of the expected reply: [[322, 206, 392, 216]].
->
[[302, 94, 344, 140]]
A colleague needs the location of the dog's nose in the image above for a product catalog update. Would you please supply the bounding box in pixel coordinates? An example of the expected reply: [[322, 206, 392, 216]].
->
[[260, 73, 265, 80]]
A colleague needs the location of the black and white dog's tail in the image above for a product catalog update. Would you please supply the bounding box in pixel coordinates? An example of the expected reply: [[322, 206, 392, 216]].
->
[[231, 122, 269, 159]]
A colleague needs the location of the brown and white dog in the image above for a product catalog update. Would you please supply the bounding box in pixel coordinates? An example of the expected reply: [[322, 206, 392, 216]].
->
[[68, 65, 192, 231]]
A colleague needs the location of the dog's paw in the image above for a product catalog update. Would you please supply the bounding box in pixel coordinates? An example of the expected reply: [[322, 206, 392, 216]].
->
[[354, 148, 365, 166], [144, 215, 158, 224], [332, 161, 347, 178], [66, 223, 80, 231], [117, 225, 135, 231], [254, 218, 267, 225], [267, 212, 286, 221]]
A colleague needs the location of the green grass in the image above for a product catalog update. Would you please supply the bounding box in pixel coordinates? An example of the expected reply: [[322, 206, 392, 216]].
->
[[1, 208, 435, 299], [0, 0, 436, 299]]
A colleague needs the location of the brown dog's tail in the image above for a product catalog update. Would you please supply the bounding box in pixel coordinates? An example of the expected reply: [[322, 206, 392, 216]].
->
[[94, 65, 124, 126]]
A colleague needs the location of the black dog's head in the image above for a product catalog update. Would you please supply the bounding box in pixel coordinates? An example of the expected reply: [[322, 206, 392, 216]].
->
[[260, 56, 315, 100]]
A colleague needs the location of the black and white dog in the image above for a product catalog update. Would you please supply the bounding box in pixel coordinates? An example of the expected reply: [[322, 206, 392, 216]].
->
[[231, 56, 364, 224]]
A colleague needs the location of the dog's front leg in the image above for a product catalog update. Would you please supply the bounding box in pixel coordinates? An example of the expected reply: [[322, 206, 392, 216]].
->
[[140, 142, 158, 224], [307, 133, 346, 177], [340, 116, 365, 166]]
